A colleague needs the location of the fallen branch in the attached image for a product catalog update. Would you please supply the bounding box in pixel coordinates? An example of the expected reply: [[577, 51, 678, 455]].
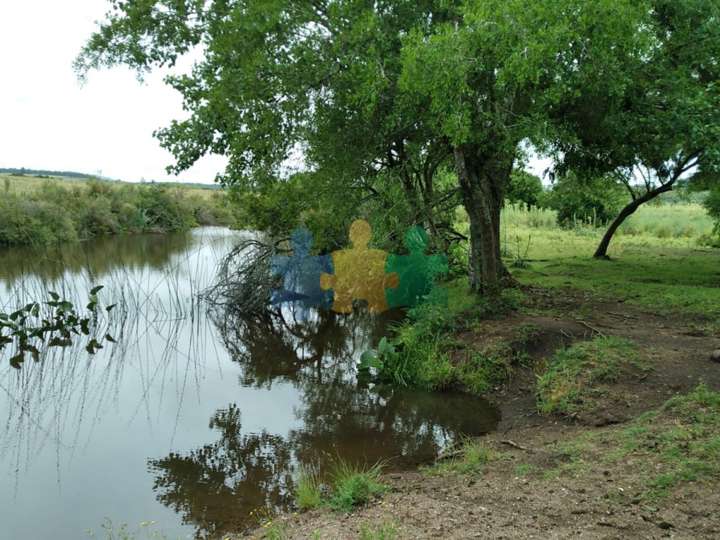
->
[[576, 319, 606, 338], [500, 439, 535, 453]]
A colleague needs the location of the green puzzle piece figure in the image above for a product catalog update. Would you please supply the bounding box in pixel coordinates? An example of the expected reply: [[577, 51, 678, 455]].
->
[[386, 226, 448, 309]]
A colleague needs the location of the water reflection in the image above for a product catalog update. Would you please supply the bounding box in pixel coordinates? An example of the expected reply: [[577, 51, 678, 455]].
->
[[149, 405, 294, 538], [0, 228, 498, 540], [148, 307, 499, 538], [0, 231, 195, 285]]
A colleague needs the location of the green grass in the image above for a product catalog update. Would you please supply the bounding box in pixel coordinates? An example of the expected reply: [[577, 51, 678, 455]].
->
[[0, 174, 235, 247], [635, 385, 720, 499], [537, 336, 645, 415], [514, 463, 538, 477], [542, 385, 720, 500], [293, 460, 387, 515], [327, 460, 387, 513], [262, 521, 288, 540], [296, 466, 323, 510], [367, 278, 528, 394], [485, 203, 720, 319], [427, 440, 500, 476]]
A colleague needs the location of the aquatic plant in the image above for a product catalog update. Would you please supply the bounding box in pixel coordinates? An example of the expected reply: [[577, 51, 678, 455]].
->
[[0, 286, 115, 368]]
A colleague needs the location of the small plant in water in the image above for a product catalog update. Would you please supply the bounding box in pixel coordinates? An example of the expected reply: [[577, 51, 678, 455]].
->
[[0, 285, 116, 368]]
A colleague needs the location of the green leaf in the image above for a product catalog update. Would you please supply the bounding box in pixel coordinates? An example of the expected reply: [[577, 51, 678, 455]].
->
[[9, 353, 24, 369], [90, 285, 105, 296]]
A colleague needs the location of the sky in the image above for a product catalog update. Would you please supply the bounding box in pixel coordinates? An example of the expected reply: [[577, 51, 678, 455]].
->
[[0, 0, 227, 183], [0, 1, 550, 185]]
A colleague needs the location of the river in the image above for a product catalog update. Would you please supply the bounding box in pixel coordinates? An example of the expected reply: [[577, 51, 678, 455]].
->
[[0, 227, 498, 539]]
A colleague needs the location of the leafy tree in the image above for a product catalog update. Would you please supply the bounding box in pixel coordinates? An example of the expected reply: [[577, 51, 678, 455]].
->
[[704, 185, 720, 238], [547, 173, 628, 228], [76, 0, 683, 294], [506, 171, 544, 210], [547, 0, 720, 258]]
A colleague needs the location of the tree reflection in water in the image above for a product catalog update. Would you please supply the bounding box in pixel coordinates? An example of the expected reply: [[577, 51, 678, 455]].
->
[[148, 404, 294, 538], [148, 305, 499, 538]]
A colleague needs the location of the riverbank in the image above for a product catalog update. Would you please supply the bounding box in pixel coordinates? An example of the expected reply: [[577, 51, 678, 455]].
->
[[0, 173, 235, 247], [249, 241, 720, 539]]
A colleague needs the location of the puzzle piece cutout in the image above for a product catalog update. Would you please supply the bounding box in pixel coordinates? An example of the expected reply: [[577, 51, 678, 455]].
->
[[320, 219, 399, 313], [386, 226, 448, 309], [270, 227, 333, 309]]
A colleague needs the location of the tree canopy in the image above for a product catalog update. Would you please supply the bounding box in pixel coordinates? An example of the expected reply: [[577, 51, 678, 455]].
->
[[77, 0, 720, 293]]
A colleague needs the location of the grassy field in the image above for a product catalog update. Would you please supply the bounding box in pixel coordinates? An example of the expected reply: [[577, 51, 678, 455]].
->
[[492, 204, 720, 318], [0, 173, 236, 247], [367, 200, 720, 399]]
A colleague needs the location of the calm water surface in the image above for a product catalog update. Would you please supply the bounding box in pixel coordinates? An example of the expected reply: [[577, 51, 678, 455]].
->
[[0, 228, 499, 539]]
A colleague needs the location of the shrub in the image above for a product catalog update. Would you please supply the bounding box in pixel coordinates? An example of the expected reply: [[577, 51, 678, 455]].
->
[[547, 173, 628, 228], [506, 170, 545, 209], [0, 177, 228, 247], [703, 184, 720, 238]]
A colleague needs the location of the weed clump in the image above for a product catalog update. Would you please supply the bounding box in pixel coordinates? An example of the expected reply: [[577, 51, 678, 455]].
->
[[537, 336, 645, 414], [294, 460, 386, 515]]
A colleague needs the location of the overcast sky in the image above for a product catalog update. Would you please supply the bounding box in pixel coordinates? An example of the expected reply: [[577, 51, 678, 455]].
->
[[0, 0, 227, 183], [0, 1, 551, 185]]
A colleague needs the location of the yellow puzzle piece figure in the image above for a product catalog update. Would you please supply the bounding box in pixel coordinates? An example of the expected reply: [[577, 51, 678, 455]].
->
[[320, 219, 399, 313]]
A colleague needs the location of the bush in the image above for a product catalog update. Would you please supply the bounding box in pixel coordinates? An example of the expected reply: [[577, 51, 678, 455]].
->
[[0, 177, 229, 247], [546, 173, 628, 228], [703, 184, 720, 238], [506, 170, 545, 209]]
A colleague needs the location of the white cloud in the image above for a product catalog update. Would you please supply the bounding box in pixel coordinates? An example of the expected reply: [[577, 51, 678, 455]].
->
[[0, 0, 227, 183]]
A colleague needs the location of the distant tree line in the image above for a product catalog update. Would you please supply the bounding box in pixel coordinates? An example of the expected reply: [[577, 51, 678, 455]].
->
[[0, 167, 98, 179]]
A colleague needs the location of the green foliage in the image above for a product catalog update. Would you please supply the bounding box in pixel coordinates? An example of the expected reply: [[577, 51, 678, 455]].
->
[[327, 460, 386, 513], [507, 171, 545, 209], [703, 184, 720, 242], [547, 385, 720, 499], [293, 461, 387, 515], [263, 521, 288, 540], [80, 0, 707, 292], [546, 173, 628, 228], [295, 466, 322, 511], [537, 337, 644, 414], [360, 281, 525, 394], [0, 287, 116, 368], [427, 440, 499, 476], [0, 177, 233, 247]]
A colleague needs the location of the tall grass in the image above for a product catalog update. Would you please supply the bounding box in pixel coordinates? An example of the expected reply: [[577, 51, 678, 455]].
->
[[0, 175, 235, 247]]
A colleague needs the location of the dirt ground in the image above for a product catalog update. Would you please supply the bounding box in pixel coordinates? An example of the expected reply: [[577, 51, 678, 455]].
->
[[248, 287, 720, 539]]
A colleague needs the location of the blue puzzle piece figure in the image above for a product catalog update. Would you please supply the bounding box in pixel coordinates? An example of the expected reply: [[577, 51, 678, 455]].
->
[[385, 226, 448, 309], [271, 228, 333, 309]]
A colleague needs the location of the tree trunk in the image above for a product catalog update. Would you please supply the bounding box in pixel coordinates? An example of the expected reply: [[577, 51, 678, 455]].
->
[[594, 182, 674, 259], [454, 145, 511, 295]]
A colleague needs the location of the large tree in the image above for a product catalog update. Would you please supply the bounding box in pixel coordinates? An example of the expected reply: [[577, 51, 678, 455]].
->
[[76, 0, 664, 294], [549, 0, 720, 258]]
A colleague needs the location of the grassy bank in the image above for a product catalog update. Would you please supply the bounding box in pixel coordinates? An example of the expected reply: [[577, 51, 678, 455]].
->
[[364, 200, 720, 398], [0, 174, 236, 247]]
